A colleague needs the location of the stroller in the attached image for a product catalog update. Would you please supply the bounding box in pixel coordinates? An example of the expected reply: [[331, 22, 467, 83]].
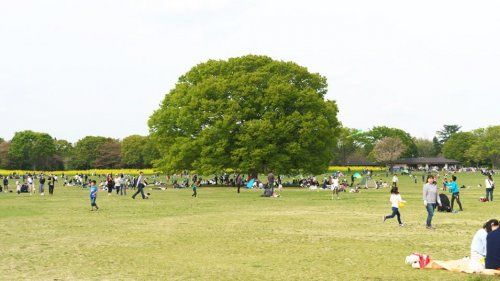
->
[[437, 193, 451, 212]]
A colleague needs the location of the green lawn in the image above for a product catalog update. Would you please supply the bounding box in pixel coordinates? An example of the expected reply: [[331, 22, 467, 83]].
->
[[0, 172, 497, 280]]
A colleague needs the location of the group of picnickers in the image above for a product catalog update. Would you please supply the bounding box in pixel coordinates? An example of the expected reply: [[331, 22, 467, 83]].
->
[[0, 174, 57, 195]]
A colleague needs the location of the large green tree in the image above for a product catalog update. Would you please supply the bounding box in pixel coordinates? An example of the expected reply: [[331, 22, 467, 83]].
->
[[442, 132, 476, 164], [149, 55, 340, 175], [357, 126, 417, 158], [437, 124, 461, 144], [69, 136, 115, 169], [121, 135, 159, 168], [8, 130, 57, 170], [465, 126, 500, 168], [414, 138, 435, 157]]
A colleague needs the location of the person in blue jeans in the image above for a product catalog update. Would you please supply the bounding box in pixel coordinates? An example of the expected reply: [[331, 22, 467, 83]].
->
[[90, 180, 99, 211], [446, 175, 463, 211], [423, 175, 442, 229]]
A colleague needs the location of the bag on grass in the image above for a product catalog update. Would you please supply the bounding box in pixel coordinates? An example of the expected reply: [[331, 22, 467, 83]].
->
[[438, 194, 451, 212]]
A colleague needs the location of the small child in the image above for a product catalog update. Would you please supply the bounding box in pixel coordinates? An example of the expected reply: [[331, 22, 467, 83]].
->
[[383, 186, 405, 226], [90, 180, 99, 211], [191, 181, 199, 197]]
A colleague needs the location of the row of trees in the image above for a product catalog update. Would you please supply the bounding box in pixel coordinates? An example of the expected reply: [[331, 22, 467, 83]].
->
[[331, 124, 499, 168], [0, 131, 159, 170], [0, 56, 498, 173]]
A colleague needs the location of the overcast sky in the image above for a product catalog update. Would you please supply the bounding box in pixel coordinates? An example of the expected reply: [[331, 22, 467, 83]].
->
[[1, 0, 499, 142]]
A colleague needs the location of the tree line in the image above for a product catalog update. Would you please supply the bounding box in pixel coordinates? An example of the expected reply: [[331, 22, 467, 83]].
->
[[0, 131, 159, 170], [331, 124, 500, 168], [0, 56, 498, 172]]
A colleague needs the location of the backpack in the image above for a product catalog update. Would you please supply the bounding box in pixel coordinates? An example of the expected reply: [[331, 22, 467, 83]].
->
[[438, 194, 451, 212]]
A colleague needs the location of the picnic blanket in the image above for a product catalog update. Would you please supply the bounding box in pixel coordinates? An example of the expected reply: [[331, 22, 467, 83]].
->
[[425, 258, 500, 276]]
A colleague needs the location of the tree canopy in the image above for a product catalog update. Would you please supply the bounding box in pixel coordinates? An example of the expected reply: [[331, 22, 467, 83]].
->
[[149, 55, 340, 175], [372, 137, 407, 165], [8, 130, 57, 170]]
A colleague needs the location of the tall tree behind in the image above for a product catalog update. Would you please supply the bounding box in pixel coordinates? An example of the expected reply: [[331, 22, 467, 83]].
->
[[414, 138, 435, 157], [69, 136, 114, 169], [437, 125, 461, 144], [93, 140, 121, 168], [149, 55, 340, 175], [372, 137, 407, 167], [442, 132, 476, 164], [8, 131, 57, 170], [0, 141, 11, 169]]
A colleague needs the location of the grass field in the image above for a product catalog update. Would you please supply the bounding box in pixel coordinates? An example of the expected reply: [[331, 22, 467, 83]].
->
[[0, 172, 497, 280]]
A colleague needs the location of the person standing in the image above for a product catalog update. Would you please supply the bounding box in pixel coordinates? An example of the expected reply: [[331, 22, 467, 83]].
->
[[268, 172, 275, 194], [39, 176, 46, 195], [191, 180, 199, 197], [27, 175, 34, 195], [106, 174, 114, 196], [236, 174, 243, 194], [331, 176, 340, 200], [423, 175, 442, 229], [485, 175, 494, 202], [383, 186, 405, 226], [114, 175, 121, 195], [48, 174, 55, 195], [392, 174, 398, 188], [132, 172, 147, 199], [1, 176, 7, 192], [446, 175, 463, 211], [89, 180, 99, 211]]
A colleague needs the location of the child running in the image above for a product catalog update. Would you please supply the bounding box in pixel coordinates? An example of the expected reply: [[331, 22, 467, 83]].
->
[[383, 186, 406, 226], [90, 180, 99, 211]]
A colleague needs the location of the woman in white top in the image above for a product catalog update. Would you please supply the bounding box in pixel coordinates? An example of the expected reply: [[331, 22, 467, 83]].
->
[[383, 186, 406, 226], [485, 175, 494, 202], [331, 177, 340, 200], [470, 219, 500, 271]]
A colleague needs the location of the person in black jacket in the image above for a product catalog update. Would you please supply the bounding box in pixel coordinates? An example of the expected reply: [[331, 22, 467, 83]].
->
[[486, 221, 500, 269]]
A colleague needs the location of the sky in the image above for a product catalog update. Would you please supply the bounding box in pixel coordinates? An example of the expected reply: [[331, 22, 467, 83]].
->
[[1, 0, 499, 143]]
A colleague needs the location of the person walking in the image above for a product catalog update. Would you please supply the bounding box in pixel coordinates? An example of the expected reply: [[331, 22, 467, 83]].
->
[[331, 176, 340, 200], [89, 180, 99, 211], [446, 175, 463, 211], [423, 175, 442, 229], [485, 175, 494, 202], [132, 172, 148, 199], [383, 186, 405, 226]]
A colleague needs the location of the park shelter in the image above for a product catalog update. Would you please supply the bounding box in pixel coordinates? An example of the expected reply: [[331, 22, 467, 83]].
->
[[392, 157, 460, 170]]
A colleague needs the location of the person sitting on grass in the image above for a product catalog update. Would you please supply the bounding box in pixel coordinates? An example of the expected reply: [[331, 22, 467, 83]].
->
[[486, 219, 500, 270], [470, 219, 499, 271], [90, 180, 99, 211], [383, 186, 406, 226]]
